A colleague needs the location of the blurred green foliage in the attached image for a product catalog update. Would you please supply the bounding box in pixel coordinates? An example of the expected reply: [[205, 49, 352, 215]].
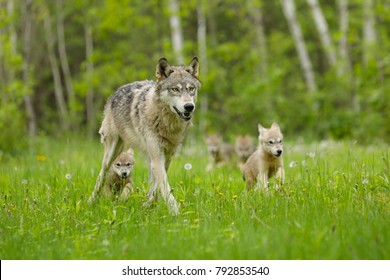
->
[[0, 0, 389, 152]]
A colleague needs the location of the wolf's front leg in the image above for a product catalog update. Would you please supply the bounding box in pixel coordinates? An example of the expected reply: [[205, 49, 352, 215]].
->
[[119, 183, 133, 202], [145, 147, 179, 215]]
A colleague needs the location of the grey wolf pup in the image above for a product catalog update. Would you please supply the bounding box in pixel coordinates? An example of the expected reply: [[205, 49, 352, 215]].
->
[[235, 134, 256, 171], [102, 149, 135, 202], [205, 134, 235, 171], [88, 57, 201, 215], [243, 122, 284, 190]]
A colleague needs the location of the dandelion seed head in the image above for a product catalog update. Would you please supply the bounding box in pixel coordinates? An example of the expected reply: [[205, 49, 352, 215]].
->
[[307, 152, 316, 158], [21, 179, 28, 185], [184, 163, 192, 170], [289, 161, 298, 168], [65, 173, 72, 180]]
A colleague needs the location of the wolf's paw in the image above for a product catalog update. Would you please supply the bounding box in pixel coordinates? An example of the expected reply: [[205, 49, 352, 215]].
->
[[168, 195, 180, 216]]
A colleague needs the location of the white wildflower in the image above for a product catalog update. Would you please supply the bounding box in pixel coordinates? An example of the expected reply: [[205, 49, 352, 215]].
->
[[184, 163, 192, 170], [21, 179, 28, 185], [65, 173, 72, 180], [289, 161, 298, 168], [307, 152, 316, 158]]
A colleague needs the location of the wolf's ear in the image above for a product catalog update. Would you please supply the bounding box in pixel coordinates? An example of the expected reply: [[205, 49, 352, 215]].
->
[[271, 122, 280, 130], [258, 124, 265, 136], [187, 57, 199, 78], [156, 58, 172, 80]]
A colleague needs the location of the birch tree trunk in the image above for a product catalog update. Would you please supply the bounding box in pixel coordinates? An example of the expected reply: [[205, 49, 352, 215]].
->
[[85, 24, 95, 138], [338, 0, 350, 75], [307, 0, 336, 67], [43, 7, 69, 131], [168, 0, 184, 64], [197, 1, 208, 134], [281, 0, 317, 92], [56, 0, 76, 126], [248, 0, 268, 78], [362, 0, 376, 67], [22, 0, 37, 137]]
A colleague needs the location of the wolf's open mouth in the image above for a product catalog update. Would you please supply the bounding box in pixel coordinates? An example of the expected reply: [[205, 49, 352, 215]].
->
[[173, 106, 192, 121]]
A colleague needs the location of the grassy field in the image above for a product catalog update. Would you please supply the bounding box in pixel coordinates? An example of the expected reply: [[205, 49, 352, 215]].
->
[[0, 135, 389, 260]]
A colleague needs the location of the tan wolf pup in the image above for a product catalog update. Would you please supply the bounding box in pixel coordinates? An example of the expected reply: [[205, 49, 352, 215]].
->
[[205, 134, 235, 171], [88, 57, 201, 215], [243, 122, 285, 190], [102, 149, 135, 202], [235, 134, 255, 171]]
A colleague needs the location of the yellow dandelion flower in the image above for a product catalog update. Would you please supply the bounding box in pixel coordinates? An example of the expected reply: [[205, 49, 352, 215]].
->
[[36, 155, 47, 161]]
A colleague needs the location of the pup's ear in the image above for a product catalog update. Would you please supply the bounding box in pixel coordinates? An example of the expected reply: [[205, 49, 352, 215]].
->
[[187, 57, 199, 78], [156, 58, 172, 80], [271, 122, 280, 130], [258, 124, 265, 136]]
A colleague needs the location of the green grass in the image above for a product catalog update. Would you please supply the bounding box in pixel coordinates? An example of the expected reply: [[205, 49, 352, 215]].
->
[[0, 136, 389, 259]]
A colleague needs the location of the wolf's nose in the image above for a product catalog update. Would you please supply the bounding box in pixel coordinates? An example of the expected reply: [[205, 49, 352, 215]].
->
[[277, 149, 283, 156], [184, 103, 194, 112]]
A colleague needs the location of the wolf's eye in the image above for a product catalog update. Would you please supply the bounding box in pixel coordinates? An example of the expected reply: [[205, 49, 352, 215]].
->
[[188, 86, 195, 92], [115, 163, 121, 167], [171, 87, 180, 93], [268, 140, 275, 145], [126, 163, 131, 167]]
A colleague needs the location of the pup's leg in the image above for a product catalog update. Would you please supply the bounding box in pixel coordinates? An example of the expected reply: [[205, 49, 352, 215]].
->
[[275, 165, 285, 188], [119, 182, 133, 202], [88, 135, 123, 205], [256, 171, 268, 191]]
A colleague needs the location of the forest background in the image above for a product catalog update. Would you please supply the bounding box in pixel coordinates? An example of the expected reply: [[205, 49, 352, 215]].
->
[[0, 0, 389, 152]]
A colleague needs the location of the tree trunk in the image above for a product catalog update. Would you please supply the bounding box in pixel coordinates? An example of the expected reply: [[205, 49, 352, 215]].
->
[[85, 24, 95, 138], [43, 6, 69, 131], [338, 0, 350, 75], [197, 1, 208, 134], [56, 0, 76, 127], [281, 0, 317, 92], [21, 0, 37, 137], [362, 0, 376, 67], [168, 0, 184, 64], [307, 0, 336, 67], [248, 0, 268, 78]]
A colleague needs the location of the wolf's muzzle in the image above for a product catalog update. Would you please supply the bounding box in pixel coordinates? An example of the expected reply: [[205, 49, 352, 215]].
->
[[173, 104, 194, 121]]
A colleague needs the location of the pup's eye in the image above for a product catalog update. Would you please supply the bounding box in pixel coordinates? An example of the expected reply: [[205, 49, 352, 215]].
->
[[268, 140, 275, 145], [115, 163, 121, 167], [126, 163, 131, 167], [279, 139, 283, 144]]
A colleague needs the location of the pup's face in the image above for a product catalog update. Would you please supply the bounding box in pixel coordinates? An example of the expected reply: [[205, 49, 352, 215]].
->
[[156, 57, 201, 122], [206, 134, 222, 156], [112, 150, 135, 179], [259, 123, 283, 158]]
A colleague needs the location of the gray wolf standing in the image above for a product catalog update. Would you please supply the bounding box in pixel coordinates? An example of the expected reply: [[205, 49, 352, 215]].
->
[[88, 57, 201, 215], [102, 149, 135, 202], [243, 122, 284, 191]]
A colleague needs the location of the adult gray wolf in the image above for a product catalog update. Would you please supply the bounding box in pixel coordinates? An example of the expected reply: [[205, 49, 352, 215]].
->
[[102, 148, 135, 202], [88, 57, 200, 215], [243, 122, 285, 191]]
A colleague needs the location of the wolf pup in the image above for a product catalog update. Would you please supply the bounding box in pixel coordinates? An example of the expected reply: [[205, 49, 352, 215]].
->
[[102, 149, 135, 202], [235, 134, 255, 171], [243, 122, 284, 191], [205, 134, 235, 171], [88, 57, 201, 215]]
